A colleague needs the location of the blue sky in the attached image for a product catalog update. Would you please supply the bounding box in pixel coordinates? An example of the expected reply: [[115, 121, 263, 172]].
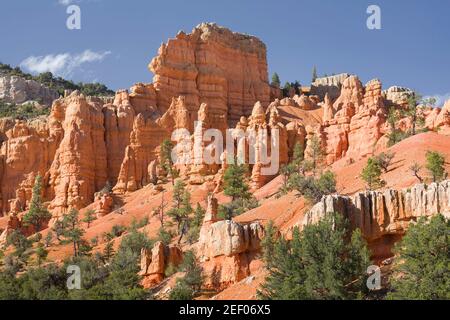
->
[[1, 0, 449, 104]]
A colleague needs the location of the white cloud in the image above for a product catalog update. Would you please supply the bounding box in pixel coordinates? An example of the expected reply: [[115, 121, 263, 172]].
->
[[58, 0, 74, 5], [20, 50, 111, 78], [424, 93, 450, 107]]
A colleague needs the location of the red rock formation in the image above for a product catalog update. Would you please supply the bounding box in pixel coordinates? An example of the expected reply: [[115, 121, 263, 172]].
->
[[46, 92, 108, 215], [295, 180, 450, 259], [149, 23, 271, 126], [140, 241, 183, 287]]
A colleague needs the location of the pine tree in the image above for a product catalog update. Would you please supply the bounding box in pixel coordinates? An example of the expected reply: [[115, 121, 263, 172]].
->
[[167, 180, 193, 243], [258, 228, 306, 299], [425, 150, 447, 182], [35, 242, 48, 266], [187, 204, 205, 244], [361, 157, 385, 190], [258, 214, 371, 300], [388, 214, 449, 299], [61, 208, 85, 257], [82, 209, 97, 228], [22, 175, 52, 232], [260, 220, 277, 269], [223, 164, 251, 201], [103, 241, 115, 262], [219, 164, 258, 220], [169, 251, 203, 300], [160, 139, 177, 185], [312, 65, 318, 83], [306, 135, 323, 176], [271, 73, 281, 88]]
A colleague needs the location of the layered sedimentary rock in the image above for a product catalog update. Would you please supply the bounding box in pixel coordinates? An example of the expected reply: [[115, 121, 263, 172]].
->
[[196, 194, 264, 287], [318, 76, 387, 164], [0, 119, 52, 214], [113, 112, 166, 193], [0, 75, 59, 106], [296, 180, 450, 257], [46, 93, 108, 215], [310, 73, 350, 101], [382, 86, 414, 106], [149, 23, 271, 126]]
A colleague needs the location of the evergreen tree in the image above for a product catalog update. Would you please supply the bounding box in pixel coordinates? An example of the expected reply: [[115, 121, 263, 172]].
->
[[387, 214, 449, 299], [61, 208, 85, 257], [361, 157, 385, 190], [306, 135, 323, 176], [103, 241, 115, 262], [223, 164, 251, 201], [35, 242, 48, 266], [82, 209, 97, 228], [219, 165, 258, 220], [22, 175, 52, 232], [258, 214, 371, 300], [425, 150, 447, 182], [260, 220, 278, 269], [169, 251, 203, 300], [6, 229, 32, 267], [187, 204, 205, 244], [312, 65, 318, 83], [157, 227, 173, 246], [271, 73, 281, 88], [167, 180, 193, 243], [258, 228, 306, 299], [282, 82, 292, 97], [160, 139, 177, 185]]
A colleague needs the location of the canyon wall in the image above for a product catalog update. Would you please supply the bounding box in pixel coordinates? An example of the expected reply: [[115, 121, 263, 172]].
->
[[296, 180, 450, 258]]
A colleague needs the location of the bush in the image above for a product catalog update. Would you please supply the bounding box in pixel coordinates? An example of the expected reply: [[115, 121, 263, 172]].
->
[[291, 170, 336, 204]]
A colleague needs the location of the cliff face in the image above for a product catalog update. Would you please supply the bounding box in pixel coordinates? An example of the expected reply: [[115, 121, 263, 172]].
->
[[149, 22, 271, 126], [296, 180, 450, 258], [0, 75, 59, 106]]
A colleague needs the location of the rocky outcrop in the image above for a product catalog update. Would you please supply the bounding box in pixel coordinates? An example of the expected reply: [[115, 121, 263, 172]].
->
[[140, 241, 183, 287], [196, 194, 264, 287], [149, 23, 271, 126], [318, 77, 387, 164], [295, 180, 450, 258], [383, 86, 414, 106], [0, 75, 59, 106], [310, 73, 350, 101], [46, 93, 108, 215]]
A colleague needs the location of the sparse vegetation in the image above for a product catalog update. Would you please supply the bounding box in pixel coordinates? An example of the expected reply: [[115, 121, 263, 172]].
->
[[425, 151, 447, 182], [361, 157, 385, 190], [374, 152, 395, 173], [409, 162, 423, 183], [0, 62, 114, 97]]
